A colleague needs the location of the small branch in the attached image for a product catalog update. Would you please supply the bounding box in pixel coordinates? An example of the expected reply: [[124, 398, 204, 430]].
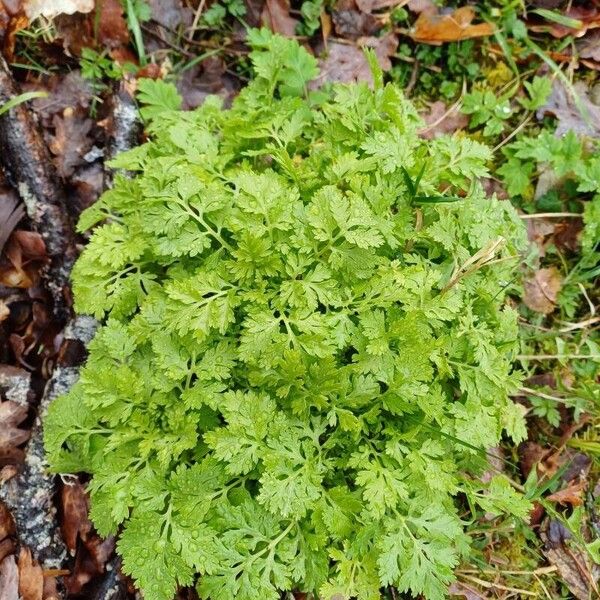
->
[[0, 55, 76, 320], [519, 212, 582, 219], [517, 354, 598, 361]]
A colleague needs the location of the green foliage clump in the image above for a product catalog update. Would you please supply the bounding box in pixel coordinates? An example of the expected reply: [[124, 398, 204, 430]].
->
[[45, 30, 530, 600]]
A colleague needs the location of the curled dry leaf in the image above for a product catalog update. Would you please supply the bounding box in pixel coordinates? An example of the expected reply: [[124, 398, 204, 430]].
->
[[0, 554, 18, 600], [261, 0, 298, 37], [538, 81, 600, 139], [61, 481, 92, 553], [0, 230, 48, 289], [409, 6, 495, 44], [523, 266, 562, 314], [547, 479, 587, 507], [0, 501, 15, 541], [24, 0, 93, 19], [17, 548, 43, 600], [0, 400, 29, 451]]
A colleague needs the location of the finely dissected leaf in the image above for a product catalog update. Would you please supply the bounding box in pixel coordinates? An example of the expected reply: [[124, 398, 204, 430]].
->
[[45, 30, 529, 600]]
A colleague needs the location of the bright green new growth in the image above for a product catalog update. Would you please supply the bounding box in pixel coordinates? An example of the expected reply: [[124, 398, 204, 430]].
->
[[45, 30, 530, 600]]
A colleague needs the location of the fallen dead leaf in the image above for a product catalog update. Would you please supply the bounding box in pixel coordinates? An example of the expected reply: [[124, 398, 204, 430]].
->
[[538, 81, 600, 139], [61, 481, 92, 553], [0, 554, 18, 600], [96, 0, 129, 48], [0, 188, 23, 255], [409, 6, 495, 44], [30, 71, 92, 125], [548, 479, 587, 507], [528, 5, 600, 39], [0, 502, 15, 541], [0, 400, 29, 451], [261, 0, 298, 37], [17, 549, 43, 600], [177, 56, 238, 110], [578, 30, 600, 63], [448, 581, 486, 600], [332, 0, 379, 39], [419, 100, 468, 139], [48, 108, 94, 178], [541, 519, 600, 600], [523, 267, 562, 314], [312, 33, 397, 87], [0, 230, 47, 289], [24, 0, 93, 19], [146, 0, 191, 29]]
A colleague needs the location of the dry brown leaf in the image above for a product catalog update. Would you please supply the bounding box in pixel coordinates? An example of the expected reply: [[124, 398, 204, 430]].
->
[[48, 108, 93, 178], [542, 519, 600, 600], [0, 188, 23, 255], [17, 549, 43, 600], [409, 6, 495, 44], [260, 0, 298, 36], [419, 100, 468, 139], [0, 400, 29, 451], [0, 230, 47, 289], [528, 5, 600, 39], [537, 81, 600, 139], [0, 554, 19, 600], [448, 581, 487, 600], [96, 0, 129, 48], [61, 482, 92, 553], [523, 267, 562, 314], [332, 0, 379, 39], [313, 33, 397, 87], [547, 479, 587, 507], [0, 502, 15, 541]]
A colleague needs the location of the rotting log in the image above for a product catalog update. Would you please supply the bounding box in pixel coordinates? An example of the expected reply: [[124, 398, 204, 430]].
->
[[0, 316, 97, 575], [0, 54, 77, 321]]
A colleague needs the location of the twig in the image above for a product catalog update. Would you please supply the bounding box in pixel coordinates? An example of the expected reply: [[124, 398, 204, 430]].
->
[[0, 55, 76, 320], [519, 212, 581, 219], [458, 573, 538, 596], [559, 316, 600, 332], [517, 354, 598, 361]]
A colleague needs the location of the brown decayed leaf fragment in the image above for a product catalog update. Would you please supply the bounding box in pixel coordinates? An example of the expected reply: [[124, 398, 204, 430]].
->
[[0, 399, 29, 451], [0, 554, 18, 600], [542, 519, 600, 600], [538, 81, 600, 139], [61, 481, 92, 553], [523, 266, 562, 314], [419, 100, 468, 139], [0, 230, 47, 289], [96, 0, 129, 48], [48, 108, 94, 178], [409, 6, 495, 45], [547, 479, 587, 507], [261, 0, 298, 37], [0, 187, 23, 255], [17, 548, 43, 600], [528, 5, 600, 39], [312, 33, 397, 87], [332, 0, 379, 39]]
